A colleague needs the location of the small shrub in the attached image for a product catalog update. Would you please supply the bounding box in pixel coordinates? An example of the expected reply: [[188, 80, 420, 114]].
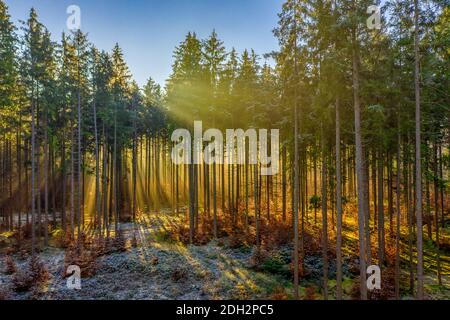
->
[[196, 228, 213, 245], [77, 232, 90, 247], [341, 196, 350, 206], [12, 255, 48, 292], [270, 287, 288, 300], [54, 230, 74, 249], [350, 280, 361, 300], [262, 253, 287, 275], [170, 223, 214, 245], [348, 260, 360, 275], [261, 222, 292, 249], [19, 249, 30, 260], [171, 266, 188, 282], [21, 223, 33, 240], [12, 269, 34, 292], [64, 242, 97, 278], [302, 230, 322, 256], [228, 233, 247, 249], [4, 255, 17, 275], [309, 195, 321, 210], [249, 247, 269, 269], [304, 286, 317, 300], [155, 230, 174, 243], [113, 230, 127, 252], [150, 256, 159, 265], [369, 268, 396, 300], [29, 255, 49, 284], [120, 215, 133, 223], [289, 255, 306, 279]]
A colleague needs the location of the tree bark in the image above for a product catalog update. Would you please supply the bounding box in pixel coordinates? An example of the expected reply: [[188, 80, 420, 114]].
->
[[414, 0, 424, 299], [352, 21, 367, 300], [336, 97, 343, 300]]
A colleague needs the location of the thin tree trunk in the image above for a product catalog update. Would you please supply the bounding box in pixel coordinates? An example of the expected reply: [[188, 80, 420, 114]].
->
[[282, 145, 287, 222], [93, 99, 101, 231], [213, 162, 217, 238], [31, 96, 36, 255], [254, 163, 260, 248], [292, 1, 300, 299], [433, 143, 442, 285], [77, 90, 82, 238], [352, 20, 367, 300], [414, 0, 424, 299], [44, 109, 49, 246], [378, 151, 384, 266], [395, 125, 401, 299], [321, 124, 328, 300], [336, 97, 343, 300], [439, 146, 445, 229]]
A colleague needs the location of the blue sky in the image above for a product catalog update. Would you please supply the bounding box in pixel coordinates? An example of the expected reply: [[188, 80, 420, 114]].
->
[[5, 0, 284, 87]]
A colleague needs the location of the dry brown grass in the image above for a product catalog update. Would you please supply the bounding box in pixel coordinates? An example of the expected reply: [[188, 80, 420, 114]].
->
[[304, 286, 317, 300], [0, 287, 11, 300], [64, 241, 98, 278], [270, 287, 289, 300], [249, 247, 270, 268], [4, 255, 17, 275], [171, 265, 188, 282]]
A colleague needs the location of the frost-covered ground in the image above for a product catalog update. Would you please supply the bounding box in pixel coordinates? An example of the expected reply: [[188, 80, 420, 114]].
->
[[1, 212, 449, 300], [0, 243, 276, 300], [0, 213, 293, 300]]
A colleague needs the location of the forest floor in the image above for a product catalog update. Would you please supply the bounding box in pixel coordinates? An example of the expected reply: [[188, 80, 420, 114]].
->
[[1, 210, 450, 300]]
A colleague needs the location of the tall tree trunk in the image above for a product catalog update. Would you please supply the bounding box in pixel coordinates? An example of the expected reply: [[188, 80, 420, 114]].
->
[[336, 97, 343, 300], [70, 128, 75, 236], [388, 153, 394, 235], [36, 98, 41, 241], [102, 126, 108, 236], [377, 151, 384, 266], [321, 124, 328, 300], [352, 21, 367, 300], [221, 163, 225, 213], [425, 151, 432, 239], [406, 142, 414, 293], [113, 105, 118, 234], [132, 102, 137, 223], [93, 99, 101, 231], [25, 139, 29, 225], [189, 160, 195, 244], [16, 123, 22, 243], [372, 153, 377, 229], [414, 0, 424, 299], [395, 125, 401, 299], [314, 144, 317, 224], [433, 143, 442, 285], [61, 131, 67, 231], [31, 97, 36, 255]]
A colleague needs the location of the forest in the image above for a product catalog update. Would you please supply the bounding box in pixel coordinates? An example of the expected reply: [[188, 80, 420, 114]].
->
[[0, 0, 449, 300]]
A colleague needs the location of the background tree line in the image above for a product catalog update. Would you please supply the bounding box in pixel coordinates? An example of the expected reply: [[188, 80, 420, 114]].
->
[[0, 0, 448, 300]]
